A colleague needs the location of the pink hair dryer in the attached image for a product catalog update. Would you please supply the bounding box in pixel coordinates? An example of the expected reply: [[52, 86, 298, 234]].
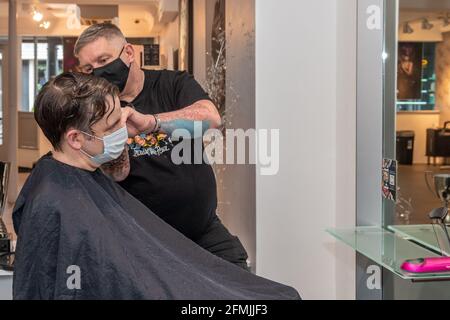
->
[[401, 257, 450, 273]]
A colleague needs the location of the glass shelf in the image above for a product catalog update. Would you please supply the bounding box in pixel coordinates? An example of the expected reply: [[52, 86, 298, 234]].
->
[[327, 226, 450, 281], [388, 225, 450, 256]]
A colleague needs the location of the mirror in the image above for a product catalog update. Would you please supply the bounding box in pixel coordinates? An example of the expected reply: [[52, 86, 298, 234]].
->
[[394, 0, 450, 226]]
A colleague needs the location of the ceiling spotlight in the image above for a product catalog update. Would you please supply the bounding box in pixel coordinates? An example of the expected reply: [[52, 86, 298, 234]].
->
[[422, 18, 434, 30], [39, 21, 51, 29], [32, 9, 43, 22], [403, 22, 414, 34]]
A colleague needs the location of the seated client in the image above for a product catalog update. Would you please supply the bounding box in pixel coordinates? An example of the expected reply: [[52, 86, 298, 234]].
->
[[12, 72, 301, 300]]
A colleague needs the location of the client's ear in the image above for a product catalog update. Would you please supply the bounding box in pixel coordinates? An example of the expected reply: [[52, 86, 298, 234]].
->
[[65, 129, 84, 150]]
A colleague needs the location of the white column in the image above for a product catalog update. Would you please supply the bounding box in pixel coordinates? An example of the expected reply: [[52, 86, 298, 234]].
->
[[7, 0, 19, 203], [179, 0, 189, 71], [255, 0, 332, 298]]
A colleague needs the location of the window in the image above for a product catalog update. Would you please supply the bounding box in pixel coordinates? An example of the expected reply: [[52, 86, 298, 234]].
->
[[396, 42, 436, 112], [21, 38, 63, 112]]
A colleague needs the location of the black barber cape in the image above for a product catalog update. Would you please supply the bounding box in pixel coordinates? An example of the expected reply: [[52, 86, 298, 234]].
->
[[12, 154, 301, 300]]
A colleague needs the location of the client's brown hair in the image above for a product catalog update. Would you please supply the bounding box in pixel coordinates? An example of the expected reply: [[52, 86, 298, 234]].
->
[[34, 72, 119, 151]]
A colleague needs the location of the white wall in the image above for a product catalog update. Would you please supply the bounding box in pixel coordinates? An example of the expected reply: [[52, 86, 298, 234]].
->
[[158, 16, 179, 69], [255, 0, 356, 300]]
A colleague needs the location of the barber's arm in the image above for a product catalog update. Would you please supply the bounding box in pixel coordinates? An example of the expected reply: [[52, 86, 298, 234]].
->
[[122, 99, 222, 138], [122, 71, 221, 138], [157, 99, 222, 134], [103, 100, 220, 182]]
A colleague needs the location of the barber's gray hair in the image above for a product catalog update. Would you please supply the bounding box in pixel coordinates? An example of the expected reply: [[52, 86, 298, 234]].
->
[[74, 23, 126, 56]]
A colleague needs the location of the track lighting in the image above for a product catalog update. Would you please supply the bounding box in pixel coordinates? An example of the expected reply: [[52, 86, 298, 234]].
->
[[32, 9, 43, 22], [403, 22, 414, 34], [422, 18, 434, 30], [439, 13, 450, 27], [39, 21, 51, 29]]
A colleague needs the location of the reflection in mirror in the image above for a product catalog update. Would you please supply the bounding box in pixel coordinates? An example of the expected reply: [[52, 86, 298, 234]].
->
[[395, 0, 450, 226]]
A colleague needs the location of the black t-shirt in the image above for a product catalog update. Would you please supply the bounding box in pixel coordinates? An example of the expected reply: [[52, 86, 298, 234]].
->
[[118, 69, 217, 241]]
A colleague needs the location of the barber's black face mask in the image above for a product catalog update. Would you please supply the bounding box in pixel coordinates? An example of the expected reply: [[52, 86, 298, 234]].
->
[[93, 46, 130, 92]]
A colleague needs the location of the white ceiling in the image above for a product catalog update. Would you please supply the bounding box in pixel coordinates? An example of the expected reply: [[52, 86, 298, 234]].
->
[[0, 1, 160, 18], [399, 10, 450, 24], [0, 1, 175, 36], [400, 0, 450, 11]]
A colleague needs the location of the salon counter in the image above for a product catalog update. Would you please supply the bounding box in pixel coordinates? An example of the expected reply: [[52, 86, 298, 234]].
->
[[0, 270, 12, 300]]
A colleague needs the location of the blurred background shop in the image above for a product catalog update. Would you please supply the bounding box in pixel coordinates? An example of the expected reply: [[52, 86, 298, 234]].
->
[[0, 0, 257, 299]]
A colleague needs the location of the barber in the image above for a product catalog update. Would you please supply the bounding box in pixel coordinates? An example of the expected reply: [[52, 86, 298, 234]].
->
[[75, 23, 249, 270]]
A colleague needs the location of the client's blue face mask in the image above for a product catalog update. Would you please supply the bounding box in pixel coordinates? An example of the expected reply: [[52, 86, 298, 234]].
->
[[80, 126, 128, 165]]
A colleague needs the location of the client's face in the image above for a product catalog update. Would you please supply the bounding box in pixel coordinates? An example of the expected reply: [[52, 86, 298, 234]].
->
[[79, 95, 124, 164]]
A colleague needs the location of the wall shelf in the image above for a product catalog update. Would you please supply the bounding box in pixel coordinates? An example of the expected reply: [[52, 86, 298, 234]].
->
[[388, 224, 450, 256], [327, 226, 450, 282]]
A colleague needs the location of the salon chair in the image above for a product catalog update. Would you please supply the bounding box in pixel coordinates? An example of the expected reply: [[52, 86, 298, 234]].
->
[[0, 162, 13, 271]]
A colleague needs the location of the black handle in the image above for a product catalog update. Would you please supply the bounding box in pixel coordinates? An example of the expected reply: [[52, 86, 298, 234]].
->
[[444, 121, 450, 130]]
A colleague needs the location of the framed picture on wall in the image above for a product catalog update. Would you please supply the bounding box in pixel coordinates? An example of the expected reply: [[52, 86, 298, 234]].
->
[[397, 42, 423, 100]]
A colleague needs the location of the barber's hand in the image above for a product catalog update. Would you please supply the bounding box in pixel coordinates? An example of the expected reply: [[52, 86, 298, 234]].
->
[[121, 107, 156, 137]]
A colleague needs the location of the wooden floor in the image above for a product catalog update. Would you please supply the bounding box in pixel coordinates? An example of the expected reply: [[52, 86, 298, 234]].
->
[[396, 164, 450, 225]]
